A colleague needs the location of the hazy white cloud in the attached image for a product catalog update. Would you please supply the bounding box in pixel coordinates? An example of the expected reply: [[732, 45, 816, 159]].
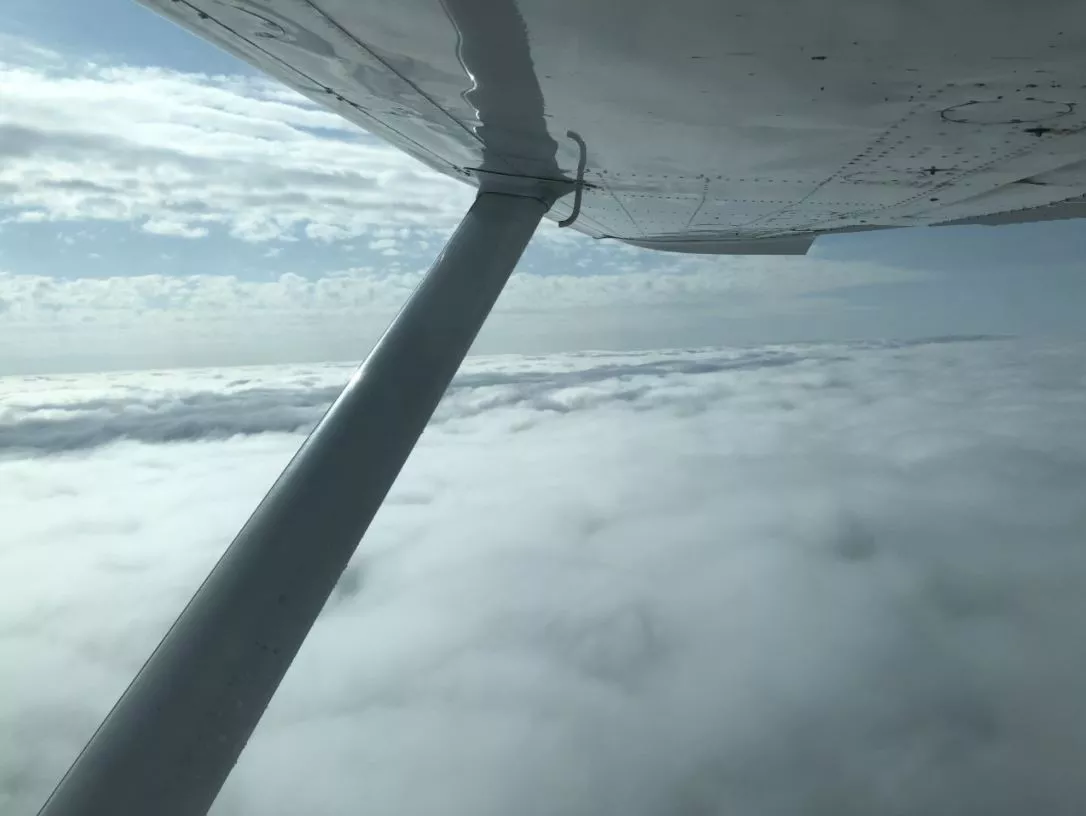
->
[[142, 218, 210, 239], [0, 257, 917, 320], [0, 256, 924, 372], [4, 338, 1086, 815], [0, 44, 470, 242]]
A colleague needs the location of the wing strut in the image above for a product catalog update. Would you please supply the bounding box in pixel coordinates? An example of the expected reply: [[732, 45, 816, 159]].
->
[[38, 190, 550, 816]]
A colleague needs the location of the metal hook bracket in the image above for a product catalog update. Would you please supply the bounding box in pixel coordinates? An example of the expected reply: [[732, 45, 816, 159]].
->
[[459, 131, 590, 224], [558, 130, 588, 228]]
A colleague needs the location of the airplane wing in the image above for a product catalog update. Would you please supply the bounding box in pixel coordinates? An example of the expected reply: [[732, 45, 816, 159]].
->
[[137, 0, 1086, 254]]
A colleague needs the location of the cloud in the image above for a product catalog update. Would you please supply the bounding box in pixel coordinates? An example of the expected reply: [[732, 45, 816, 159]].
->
[[142, 218, 210, 239], [0, 337, 996, 455], [0, 254, 925, 372], [0, 257, 918, 322], [0, 47, 471, 242], [0, 364, 347, 454], [4, 337, 1086, 815]]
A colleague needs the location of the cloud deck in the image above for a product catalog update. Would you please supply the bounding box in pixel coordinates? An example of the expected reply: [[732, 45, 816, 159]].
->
[[3, 337, 1086, 815]]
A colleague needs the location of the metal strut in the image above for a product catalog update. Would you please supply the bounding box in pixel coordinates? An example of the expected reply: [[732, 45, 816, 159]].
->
[[38, 191, 550, 816]]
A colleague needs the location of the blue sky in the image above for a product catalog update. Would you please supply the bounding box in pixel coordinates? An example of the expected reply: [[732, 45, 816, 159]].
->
[[2, 0, 1084, 373]]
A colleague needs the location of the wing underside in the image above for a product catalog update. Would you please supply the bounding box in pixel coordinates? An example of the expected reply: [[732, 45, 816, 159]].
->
[[140, 0, 1086, 254]]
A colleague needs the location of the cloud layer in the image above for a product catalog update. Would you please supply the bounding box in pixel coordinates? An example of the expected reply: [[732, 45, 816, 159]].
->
[[0, 46, 471, 243], [0, 254, 925, 373], [4, 337, 1086, 815]]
